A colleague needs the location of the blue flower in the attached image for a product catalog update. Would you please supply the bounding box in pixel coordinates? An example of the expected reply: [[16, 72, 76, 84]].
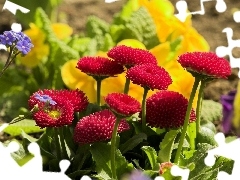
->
[[34, 93, 57, 105], [0, 31, 16, 46], [0, 30, 33, 55], [16, 39, 32, 55], [220, 90, 236, 133]]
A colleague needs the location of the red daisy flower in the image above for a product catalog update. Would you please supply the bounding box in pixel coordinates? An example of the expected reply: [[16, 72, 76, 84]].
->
[[32, 96, 74, 128], [146, 91, 196, 129], [177, 52, 231, 79], [126, 63, 172, 90], [74, 109, 130, 144], [29, 89, 88, 112], [105, 93, 141, 116], [76, 56, 124, 78], [107, 45, 157, 67], [57, 89, 88, 112]]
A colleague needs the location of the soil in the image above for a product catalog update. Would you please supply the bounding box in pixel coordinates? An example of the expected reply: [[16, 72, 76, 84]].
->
[[0, 0, 240, 101]]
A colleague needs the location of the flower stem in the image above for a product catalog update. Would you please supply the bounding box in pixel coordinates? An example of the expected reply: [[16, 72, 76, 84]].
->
[[96, 79, 102, 106], [123, 78, 130, 94], [141, 88, 149, 132], [58, 127, 69, 159], [110, 118, 120, 180], [53, 128, 62, 160], [174, 78, 200, 164], [196, 81, 206, 135], [0, 48, 19, 78]]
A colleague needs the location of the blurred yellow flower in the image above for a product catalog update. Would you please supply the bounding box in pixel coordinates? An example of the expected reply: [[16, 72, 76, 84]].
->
[[18, 23, 73, 68], [18, 23, 49, 68], [135, 0, 210, 53], [61, 60, 96, 102], [51, 23, 73, 40]]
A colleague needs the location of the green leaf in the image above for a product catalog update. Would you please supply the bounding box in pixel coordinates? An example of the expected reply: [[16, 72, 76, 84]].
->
[[196, 127, 217, 146], [35, 8, 79, 64], [21, 130, 38, 142], [201, 100, 223, 122], [90, 142, 132, 180], [158, 130, 179, 163], [180, 143, 215, 179], [37, 128, 55, 159], [124, 7, 160, 49], [113, 0, 137, 24], [119, 133, 147, 154], [86, 15, 110, 51], [141, 146, 158, 170], [3, 119, 45, 136], [200, 120, 217, 133]]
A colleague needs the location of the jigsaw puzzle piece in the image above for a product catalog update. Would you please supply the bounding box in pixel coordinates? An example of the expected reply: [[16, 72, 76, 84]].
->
[[215, 27, 240, 77], [233, 11, 240, 23], [2, 0, 30, 15], [175, 0, 227, 22]]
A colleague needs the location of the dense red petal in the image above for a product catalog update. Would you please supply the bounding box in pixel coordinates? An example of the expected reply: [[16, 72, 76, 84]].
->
[[74, 109, 130, 144], [126, 64, 172, 90], [178, 52, 231, 79], [57, 89, 88, 112], [29, 89, 88, 112], [33, 96, 74, 128], [105, 93, 141, 116], [107, 45, 157, 67], [76, 56, 124, 77], [146, 91, 196, 128]]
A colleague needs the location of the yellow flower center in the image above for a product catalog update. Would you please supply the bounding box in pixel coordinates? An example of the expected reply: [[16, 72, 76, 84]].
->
[[48, 110, 61, 120]]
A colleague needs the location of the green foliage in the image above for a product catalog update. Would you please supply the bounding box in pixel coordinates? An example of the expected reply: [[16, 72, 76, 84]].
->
[[180, 143, 233, 180], [90, 142, 133, 180], [11, 0, 63, 27], [124, 7, 160, 49], [158, 130, 179, 163], [3, 120, 45, 136], [141, 146, 159, 170], [119, 133, 147, 154], [201, 100, 223, 122]]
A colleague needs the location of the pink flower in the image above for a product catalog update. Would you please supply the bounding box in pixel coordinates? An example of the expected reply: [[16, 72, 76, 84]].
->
[[74, 109, 130, 144], [105, 93, 141, 116]]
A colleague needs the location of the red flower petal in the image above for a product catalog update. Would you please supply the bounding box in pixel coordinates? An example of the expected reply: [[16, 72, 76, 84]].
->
[[107, 45, 157, 67], [74, 109, 130, 144], [105, 93, 141, 116], [126, 64, 172, 90], [57, 89, 88, 112], [178, 52, 231, 79], [146, 91, 196, 128], [33, 96, 74, 128], [76, 56, 124, 77]]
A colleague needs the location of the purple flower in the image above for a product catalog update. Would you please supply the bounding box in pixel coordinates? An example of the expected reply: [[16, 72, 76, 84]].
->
[[0, 31, 16, 46], [0, 30, 33, 55], [34, 93, 57, 105], [16, 39, 32, 55], [220, 90, 236, 133], [123, 170, 152, 180]]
